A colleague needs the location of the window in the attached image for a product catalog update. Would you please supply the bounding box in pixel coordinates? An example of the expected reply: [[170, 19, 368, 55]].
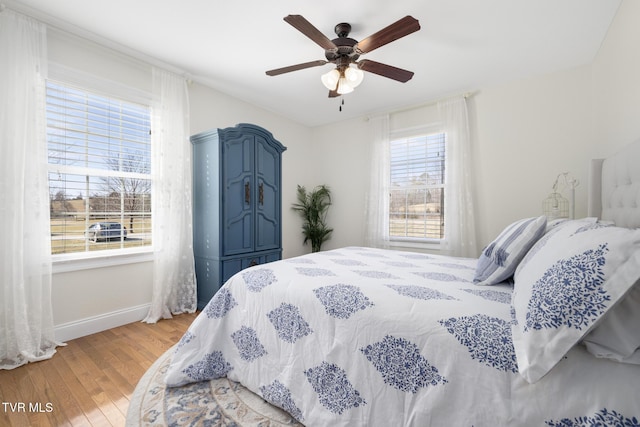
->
[[46, 80, 152, 255], [389, 131, 446, 241]]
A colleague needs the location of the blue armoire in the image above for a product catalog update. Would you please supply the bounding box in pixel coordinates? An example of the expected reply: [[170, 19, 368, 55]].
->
[[191, 123, 287, 309]]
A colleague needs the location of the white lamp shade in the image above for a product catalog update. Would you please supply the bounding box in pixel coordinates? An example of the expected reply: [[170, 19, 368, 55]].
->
[[321, 69, 340, 90], [344, 66, 364, 88], [336, 77, 354, 94]]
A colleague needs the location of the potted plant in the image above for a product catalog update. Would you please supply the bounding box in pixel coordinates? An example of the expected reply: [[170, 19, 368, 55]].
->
[[291, 184, 333, 252]]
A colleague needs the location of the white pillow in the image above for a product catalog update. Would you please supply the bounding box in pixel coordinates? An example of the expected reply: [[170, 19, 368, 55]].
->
[[544, 218, 570, 233], [473, 216, 547, 285], [516, 217, 598, 274], [511, 220, 640, 383], [582, 280, 640, 364]]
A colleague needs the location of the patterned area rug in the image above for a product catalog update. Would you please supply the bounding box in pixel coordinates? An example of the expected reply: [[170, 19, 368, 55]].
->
[[126, 347, 303, 426]]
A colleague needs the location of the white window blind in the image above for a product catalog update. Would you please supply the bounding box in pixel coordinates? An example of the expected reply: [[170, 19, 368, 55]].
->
[[389, 132, 446, 240], [46, 80, 152, 255]]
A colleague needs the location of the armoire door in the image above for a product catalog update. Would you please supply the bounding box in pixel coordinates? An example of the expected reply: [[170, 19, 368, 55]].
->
[[255, 135, 281, 252], [222, 133, 254, 256]]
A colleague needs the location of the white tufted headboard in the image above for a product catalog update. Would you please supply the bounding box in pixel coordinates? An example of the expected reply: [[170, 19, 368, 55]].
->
[[588, 139, 640, 229]]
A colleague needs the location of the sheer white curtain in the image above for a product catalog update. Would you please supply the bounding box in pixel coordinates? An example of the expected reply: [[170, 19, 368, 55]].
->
[[1, 9, 61, 369], [144, 68, 197, 323], [438, 96, 479, 258], [364, 114, 391, 248]]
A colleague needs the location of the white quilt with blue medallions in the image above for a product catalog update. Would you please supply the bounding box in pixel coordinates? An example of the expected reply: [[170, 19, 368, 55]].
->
[[165, 247, 640, 427]]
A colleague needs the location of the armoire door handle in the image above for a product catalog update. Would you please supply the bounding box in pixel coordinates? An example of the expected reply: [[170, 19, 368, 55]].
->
[[259, 183, 264, 205], [245, 182, 250, 204]]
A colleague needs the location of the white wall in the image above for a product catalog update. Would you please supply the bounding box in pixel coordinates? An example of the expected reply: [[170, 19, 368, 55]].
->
[[471, 65, 594, 246], [308, 117, 369, 251], [592, 0, 640, 155], [52, 261, 153, 339]]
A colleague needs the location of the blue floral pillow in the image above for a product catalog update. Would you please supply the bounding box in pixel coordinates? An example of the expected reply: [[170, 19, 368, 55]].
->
[[474, 216, 547, 285], [511, 220, 640, 383]]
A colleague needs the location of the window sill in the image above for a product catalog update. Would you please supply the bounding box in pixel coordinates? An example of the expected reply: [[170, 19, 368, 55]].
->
[[388, 239, 442, 252], [52, 247, 154, 274]]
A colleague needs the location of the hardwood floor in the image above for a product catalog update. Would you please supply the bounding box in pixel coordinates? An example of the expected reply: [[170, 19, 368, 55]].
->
[[0, 312, 198, 427]]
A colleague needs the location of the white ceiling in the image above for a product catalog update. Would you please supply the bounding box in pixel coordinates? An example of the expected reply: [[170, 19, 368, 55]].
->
[[8, 0, 621, 127]]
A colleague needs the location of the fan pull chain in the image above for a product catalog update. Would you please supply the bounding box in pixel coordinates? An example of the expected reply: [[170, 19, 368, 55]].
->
[[339, 98, 344, 112]]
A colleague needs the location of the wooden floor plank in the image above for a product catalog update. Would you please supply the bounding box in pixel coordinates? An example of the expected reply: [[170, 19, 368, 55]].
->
[[65, 342, 127, 426], [25, 360, 73, 427], [55, 341, 124, 427], [0, 372, 29, 427], [34, 357, 89, 427], [0, 312, 197, 427]]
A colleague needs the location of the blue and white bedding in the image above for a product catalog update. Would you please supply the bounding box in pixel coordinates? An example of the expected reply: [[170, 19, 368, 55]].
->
[[165, 246, 640, 426]]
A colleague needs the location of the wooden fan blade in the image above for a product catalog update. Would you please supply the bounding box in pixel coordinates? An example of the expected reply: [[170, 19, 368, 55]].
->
[[355, 16, 420, 54], [266, 60, 328, 76], [357, 59, 414, 83], [328, 89, 340, 98], [284, 15, 337, 51]]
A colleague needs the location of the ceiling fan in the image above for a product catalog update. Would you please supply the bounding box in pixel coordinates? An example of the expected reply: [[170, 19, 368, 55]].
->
[[266, 15, 421, 97]]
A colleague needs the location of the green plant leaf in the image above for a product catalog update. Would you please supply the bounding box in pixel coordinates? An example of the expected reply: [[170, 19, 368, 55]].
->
[[291, 184, 333, 252]]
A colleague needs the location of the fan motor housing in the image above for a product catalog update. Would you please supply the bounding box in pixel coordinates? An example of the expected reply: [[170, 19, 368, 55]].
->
[[325, 22, 360, 62], [325, 38, 359, 61]]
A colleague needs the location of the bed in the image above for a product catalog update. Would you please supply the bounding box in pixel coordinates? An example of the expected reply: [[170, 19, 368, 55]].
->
[[164, 141, 640, 426]]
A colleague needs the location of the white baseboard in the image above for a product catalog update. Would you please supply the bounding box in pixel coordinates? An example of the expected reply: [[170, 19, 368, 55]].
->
[[54, 303, 151, 342]]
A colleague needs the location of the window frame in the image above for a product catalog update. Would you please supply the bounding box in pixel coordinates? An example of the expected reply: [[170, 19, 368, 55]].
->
[[387, 124, 446, 249], [46, 64, 155, 270]]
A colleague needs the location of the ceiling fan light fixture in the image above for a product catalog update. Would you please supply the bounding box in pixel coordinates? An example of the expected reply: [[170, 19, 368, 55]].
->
[[322, 65, 362, 94]]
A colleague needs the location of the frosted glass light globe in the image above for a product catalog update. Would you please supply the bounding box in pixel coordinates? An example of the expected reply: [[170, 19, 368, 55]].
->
[[321, 69, 340, 90], [344, 66, 364, 88]]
